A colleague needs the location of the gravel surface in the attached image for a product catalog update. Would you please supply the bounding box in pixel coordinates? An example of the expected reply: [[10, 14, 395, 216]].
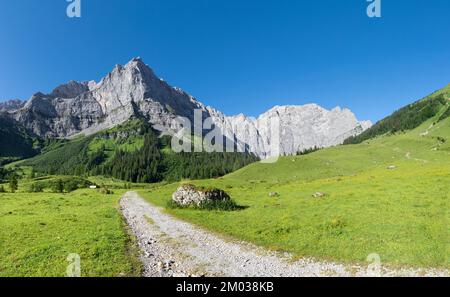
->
[[120, 191, 449, 277]]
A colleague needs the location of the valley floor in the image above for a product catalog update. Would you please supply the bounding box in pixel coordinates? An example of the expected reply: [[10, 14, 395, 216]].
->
[[121, 192, 449, 277]]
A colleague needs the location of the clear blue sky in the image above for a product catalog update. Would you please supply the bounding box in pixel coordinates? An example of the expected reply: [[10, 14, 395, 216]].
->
[[1, 0, 449, 122]]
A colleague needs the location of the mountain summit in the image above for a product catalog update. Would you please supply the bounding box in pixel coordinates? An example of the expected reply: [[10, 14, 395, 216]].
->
[[8, 58, 371, 158]]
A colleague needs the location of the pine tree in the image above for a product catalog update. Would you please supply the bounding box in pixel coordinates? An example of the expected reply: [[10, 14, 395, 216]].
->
[[9, 175, 18, 193]]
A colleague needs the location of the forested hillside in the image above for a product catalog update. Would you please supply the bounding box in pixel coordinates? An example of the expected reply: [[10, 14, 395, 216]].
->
[[0, 114, 41, 160], [23, 120, 259, 183], [344, 85, 450, 144]]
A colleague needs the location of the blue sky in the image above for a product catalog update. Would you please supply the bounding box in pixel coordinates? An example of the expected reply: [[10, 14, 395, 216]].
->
[[0, 0, 449, 122]]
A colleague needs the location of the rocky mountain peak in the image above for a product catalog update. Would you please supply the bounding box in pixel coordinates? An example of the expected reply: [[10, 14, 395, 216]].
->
[[124, 57, 156, 77]]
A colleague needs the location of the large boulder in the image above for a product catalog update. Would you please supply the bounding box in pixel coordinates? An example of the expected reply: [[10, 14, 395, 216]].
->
[[172, 184, 231, 207]]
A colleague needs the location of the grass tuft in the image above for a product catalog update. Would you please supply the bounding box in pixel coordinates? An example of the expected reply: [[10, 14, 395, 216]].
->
[[167, 199, 245, 212]]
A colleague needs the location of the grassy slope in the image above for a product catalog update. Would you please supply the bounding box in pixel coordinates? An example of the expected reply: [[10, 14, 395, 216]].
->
[[0, 188, 142, 277], [87, 119, 146, 158], [345, 84, 450, 144], [140, 108, 450, 268]]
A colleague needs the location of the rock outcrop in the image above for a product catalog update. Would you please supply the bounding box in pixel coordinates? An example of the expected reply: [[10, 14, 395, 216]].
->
[[6, 57, 372, 157], [172, 184, 231, 207], [0, 99, 25, 113]]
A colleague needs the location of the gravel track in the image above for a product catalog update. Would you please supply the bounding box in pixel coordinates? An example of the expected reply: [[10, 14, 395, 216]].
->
[[120, 191, 448, 277]]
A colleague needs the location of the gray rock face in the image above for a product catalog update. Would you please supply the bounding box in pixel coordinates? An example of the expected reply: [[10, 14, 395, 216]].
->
[[172, 185, 231, 207], [10, 57, 371, 157], [207, 105, 372, 158], [0, 99, 25, 112], [51, 80, 91, 98]]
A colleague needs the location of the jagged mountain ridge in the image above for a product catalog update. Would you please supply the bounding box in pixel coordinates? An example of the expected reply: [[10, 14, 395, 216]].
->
[[7, 57, 371, 158], [207, 104, 372, 158], [0, 99, 25, 112]]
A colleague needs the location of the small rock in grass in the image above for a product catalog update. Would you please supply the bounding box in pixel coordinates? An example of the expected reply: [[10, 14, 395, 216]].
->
[[269, 192, 280, 197], [387, 165, 397, 170], [313, 192, 326, 198]]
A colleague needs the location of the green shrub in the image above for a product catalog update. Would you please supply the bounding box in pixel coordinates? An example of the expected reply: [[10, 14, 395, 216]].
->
[[28, 182, 44, 193], [9, 175, 18, 193], [51, 179, 64, 193], [64, 180, 79, 193], [197, 199, 242, 211], [167, 198, 243, 211], [99, 187, 113, 195], [438, 105, 450, 122]]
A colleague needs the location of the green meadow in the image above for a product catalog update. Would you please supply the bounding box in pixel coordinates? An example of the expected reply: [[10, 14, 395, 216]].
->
[[140, 116, 450, 268], [0, 188, 142, 277]]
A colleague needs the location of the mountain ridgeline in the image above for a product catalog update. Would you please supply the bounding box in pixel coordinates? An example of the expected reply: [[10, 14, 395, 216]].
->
[[22, 120, 259, 183], [2, 58, 371, 159], [344, 85, 450, 144]]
